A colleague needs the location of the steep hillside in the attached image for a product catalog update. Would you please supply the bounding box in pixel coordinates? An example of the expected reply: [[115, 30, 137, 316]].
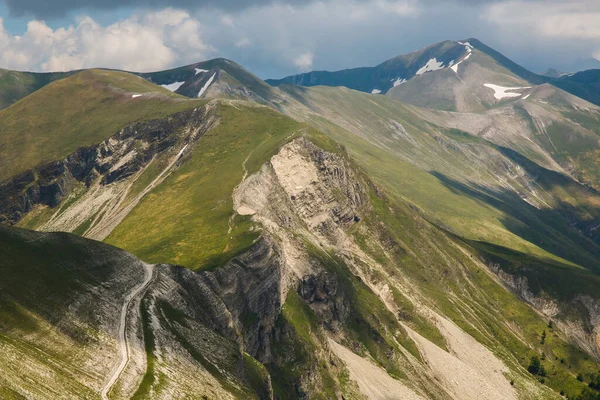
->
[[0, 225, 278, 399], [274, 84, 600, 368], [2, 132, 600, 399], [0, 69, 204, 182], [0, 68, 71, 110], [410, 83, 600, 189], [1, 51, 600, 400]]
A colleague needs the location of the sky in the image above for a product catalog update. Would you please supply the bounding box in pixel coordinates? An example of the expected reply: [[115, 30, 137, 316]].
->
[[0, 0, 599, 79]]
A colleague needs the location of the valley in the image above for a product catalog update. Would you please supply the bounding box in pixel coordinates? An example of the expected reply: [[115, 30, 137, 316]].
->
[[1, 37, 600, 400]]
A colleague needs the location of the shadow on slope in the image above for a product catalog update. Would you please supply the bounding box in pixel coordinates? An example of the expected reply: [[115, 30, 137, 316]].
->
[[430, 170, 600, 275], [0, 225, 132, 341]]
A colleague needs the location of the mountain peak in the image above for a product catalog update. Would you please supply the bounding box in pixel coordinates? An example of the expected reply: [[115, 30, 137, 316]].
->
[[137, 57, 275, 103]]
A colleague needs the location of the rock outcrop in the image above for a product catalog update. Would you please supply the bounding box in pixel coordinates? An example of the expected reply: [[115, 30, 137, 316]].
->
[[0, 105, 217, 226]]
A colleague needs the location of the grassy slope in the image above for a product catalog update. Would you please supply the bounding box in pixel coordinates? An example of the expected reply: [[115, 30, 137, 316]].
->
[[347, 179, 599, 399], [106, 103, 305, 270], [0, 69, 204, 182], [0, 224, 263, 399], [0, 225, 128, 398], [0, 69, 72, 110], [280, 86, 600, 266]]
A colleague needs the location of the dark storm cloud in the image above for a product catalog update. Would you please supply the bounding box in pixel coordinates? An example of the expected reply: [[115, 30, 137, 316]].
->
[[1, 0, 313, 18]]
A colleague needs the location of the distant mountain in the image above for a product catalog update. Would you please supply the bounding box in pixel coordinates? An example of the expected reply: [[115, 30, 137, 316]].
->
[[268, 38, 600, 108], [138, 58, 277, 104], [542, 68, 569, 78], [0, 68, 200, 182], [559, 68, 600, 89], [0, 69, 72, 110], [267, 40, 467, 95]]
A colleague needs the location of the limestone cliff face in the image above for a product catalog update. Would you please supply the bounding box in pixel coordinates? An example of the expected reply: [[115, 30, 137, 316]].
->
[[0, 105, 217, 226], [203, 138, 367, 354], [491, 263, 600, 361]]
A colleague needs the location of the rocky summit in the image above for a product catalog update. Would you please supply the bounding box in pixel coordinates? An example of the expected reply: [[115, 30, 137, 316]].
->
[[1, 36, 600, 400]]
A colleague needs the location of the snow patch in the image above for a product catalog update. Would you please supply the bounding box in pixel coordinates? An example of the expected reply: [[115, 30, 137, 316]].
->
[[416, 58, 445, 75], [392, 78, 406, 87], [451, 52, 472, 73], [194, 68, 209, 75], [161, 81, 185, 92], [451, 42, 473, 74], [131, 94, 142, 98], [198, 73, 216, 97], [371, 89, 382, 94], [483, 83, 532, 99], [523, 93, 531, 100]]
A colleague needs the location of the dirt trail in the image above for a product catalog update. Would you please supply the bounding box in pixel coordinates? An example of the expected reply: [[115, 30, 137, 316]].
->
[[101, 262, 155, 400]]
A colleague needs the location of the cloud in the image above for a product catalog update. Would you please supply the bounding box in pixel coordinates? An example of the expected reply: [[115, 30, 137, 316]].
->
[[235, 37, 251, 48], [221, 15, 234, 27], [376, 0, 420, 16], [482, 1, 600, 70], [0, 9, 213, 72], [2, 0, 600, 78], [293, 51, 313, 71], [2, 0, 318, 18], [484, 1, 600, 39]]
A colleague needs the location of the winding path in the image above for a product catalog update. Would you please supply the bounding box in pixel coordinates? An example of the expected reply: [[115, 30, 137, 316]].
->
[[101, 262, 155, 400]]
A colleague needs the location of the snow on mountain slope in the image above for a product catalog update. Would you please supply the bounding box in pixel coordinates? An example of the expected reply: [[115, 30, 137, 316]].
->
[[415, 58, 446, 75], [198, 72, 216, 97], [484, 83, 532, 99], [267, 40, 468, 95], [160, 80, 185, 92]]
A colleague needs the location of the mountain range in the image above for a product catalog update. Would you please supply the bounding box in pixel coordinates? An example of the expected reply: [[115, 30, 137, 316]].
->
[[1, 38, 600, 400]]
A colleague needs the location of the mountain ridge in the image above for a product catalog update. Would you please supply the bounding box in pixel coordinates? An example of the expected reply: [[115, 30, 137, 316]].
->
[[266, 38, 600, 108], [1, 38, 600, 400]]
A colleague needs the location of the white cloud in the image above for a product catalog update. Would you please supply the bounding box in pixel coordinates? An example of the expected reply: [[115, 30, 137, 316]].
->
[[376, 0, 420, 16], [0, 9, 214, 72], [235, 37, 251, 48], [293, 51, 313, 71], [2, 0, 599, 78], [221, 15, 235, 27], [483, 1, 600, 68], [484, 1, 600, 39]]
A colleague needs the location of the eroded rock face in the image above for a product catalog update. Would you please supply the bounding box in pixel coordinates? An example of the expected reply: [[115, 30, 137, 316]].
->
[[207, 138, 369, 364], [0, 105, 217, 225], [490, 263, 600, 361]]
